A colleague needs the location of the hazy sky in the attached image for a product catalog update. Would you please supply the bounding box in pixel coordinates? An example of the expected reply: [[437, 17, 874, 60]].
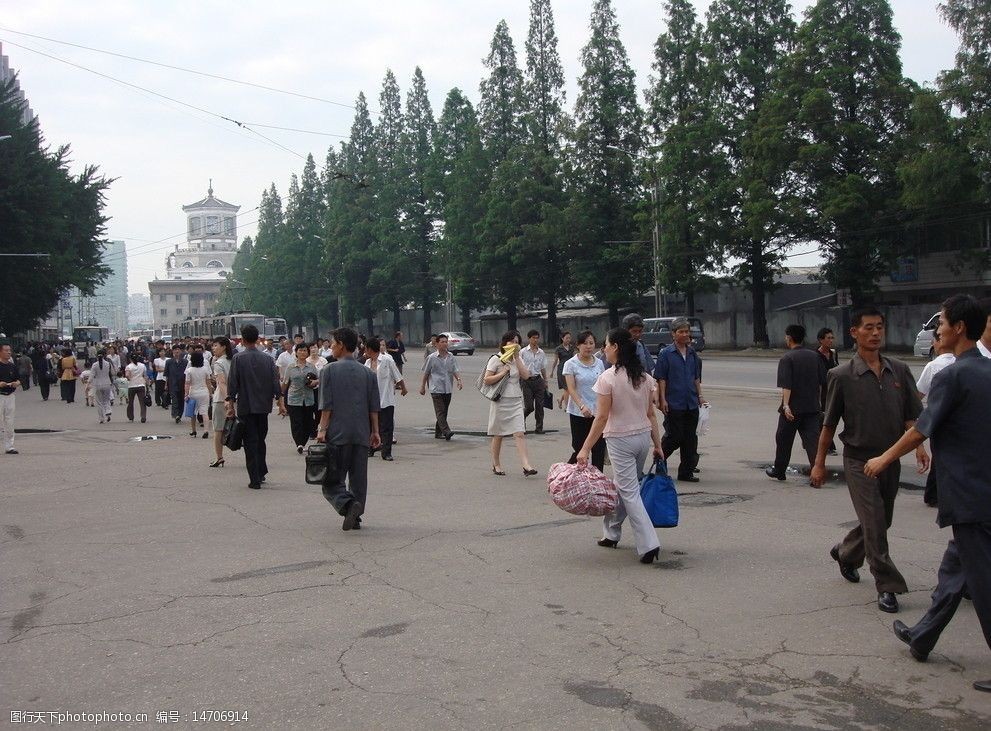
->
[[2, 1, 961, 294]]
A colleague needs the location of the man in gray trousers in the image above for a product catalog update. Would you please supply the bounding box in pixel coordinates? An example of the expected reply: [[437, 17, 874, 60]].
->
[[316, 327, 381, 531]]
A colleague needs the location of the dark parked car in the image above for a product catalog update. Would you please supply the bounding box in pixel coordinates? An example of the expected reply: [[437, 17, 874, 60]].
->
[[640, 317, 706, 355]]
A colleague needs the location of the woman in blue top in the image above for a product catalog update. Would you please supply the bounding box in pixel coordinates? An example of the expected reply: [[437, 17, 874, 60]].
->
[[563, 330, 607, 470]]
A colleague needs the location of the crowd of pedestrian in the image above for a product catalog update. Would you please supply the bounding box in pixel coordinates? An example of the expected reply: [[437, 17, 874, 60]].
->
[[3, 295, 991, 693]]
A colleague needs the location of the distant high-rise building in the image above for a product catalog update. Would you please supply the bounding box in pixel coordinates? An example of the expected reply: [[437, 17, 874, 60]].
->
[[149, 183, 240, 330], [69, 240, 128, 335], [0, 42, 36, 126], [128, 293, 152, 327]]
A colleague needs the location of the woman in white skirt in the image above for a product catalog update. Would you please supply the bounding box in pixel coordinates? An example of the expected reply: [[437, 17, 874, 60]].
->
[[483, 331, 538, 477], [577, 327, 664, 564], [183, 350, 213, 439]]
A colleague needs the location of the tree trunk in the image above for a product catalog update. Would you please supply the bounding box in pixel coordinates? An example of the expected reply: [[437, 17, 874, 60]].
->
[[506, 303, 518, 332], [311, 315, 319, 342], [422, 291, 433, 342], [751, 277, 769, 349], [685, 289, 696, 317], [392, 302, 402, 334], [546, 296, 558, 344], [365, 311, 374, 337], [460, 303, 472, 334], [608, 302, 620, 328]]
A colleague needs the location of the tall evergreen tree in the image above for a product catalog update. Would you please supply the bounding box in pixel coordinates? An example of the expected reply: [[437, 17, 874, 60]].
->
[[648, 0, 726, 316], [705, 0, 795, 346], [763, 0, 912, 306], [325, 93, 379, 333], [218, 236, 253, 311], [283, 154, 327, 336], [397, 67, 440, 340], [569, 0, 646, 325], [524, 0, 567, 153], [432, 89, 489, 331], [243, 184, 284, 320], [478, 20, 525, 163]]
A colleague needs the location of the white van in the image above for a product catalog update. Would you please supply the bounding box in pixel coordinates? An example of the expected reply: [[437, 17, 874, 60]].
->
[[913, 311, 940, 359]]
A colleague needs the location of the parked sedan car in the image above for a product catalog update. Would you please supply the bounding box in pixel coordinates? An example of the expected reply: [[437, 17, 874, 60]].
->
[[913, 311, 940, 359], [441, 331, 477, 355]]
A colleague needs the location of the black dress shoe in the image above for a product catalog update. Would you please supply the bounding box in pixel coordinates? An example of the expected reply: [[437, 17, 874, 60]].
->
[[382, 455, 394, 461], [534, 427, 544, 434], [445, 432, 453, 441], [640, 547, 660, 564], [830, 546, 860, 583], [679, 475, 700, 483], [973, 679, 991, 693], [765, 466, 786, 481], [343, 500, 364, 531], [248, 483, 261, 490], [878, 592, 899, 613], [597, 538, 619, 548], [893, 620, 927, 662]]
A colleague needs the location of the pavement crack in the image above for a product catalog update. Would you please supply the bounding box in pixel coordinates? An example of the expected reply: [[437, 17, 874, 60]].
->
[[632, 584, 702, 641]]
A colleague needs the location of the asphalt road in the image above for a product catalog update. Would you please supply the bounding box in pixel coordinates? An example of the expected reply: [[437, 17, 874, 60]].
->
[[1, 354, 986, 730]]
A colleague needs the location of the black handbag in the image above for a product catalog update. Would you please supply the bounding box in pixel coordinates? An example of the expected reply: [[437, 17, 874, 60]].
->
[[543, 390, 553, 410], [223, 416, 245, 451], [144, 393, 152, 407], [305, 443, 339, 485]]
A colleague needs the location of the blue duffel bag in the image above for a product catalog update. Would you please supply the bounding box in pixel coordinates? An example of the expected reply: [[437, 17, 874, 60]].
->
[[640, 457, 679, 528], [182, 397, 198, 419]]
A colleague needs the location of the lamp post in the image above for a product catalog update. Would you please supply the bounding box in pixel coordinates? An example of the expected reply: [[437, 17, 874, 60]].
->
[[606, 144, 663, 317]]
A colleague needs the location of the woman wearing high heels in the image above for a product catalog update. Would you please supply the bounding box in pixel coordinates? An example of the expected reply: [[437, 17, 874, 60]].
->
[[208, 336, 233, 468], [183, 350, 213, 439], [483, 331, 537, 477], [577, 327, 664, 564]]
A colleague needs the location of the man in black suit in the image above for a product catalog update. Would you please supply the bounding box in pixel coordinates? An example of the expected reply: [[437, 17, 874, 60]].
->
[[163, 344, 188, 424], [865, 295, 991, 694], [225, 324, 287, 490]]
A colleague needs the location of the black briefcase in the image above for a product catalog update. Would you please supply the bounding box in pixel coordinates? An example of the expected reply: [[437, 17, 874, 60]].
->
[[223, 416, 245, 451], [305, 443, 339, 485]]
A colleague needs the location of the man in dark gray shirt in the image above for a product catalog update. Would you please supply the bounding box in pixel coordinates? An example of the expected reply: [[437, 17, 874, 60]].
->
[[811, 307, 926, 615], [767, 324, 827, 481], [317, 327, 381, 531], [864, 295, 991, 693]]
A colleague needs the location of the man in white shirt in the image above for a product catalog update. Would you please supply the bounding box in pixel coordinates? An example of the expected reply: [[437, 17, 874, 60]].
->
[[275, 338, 295, 381], [520, 329, 548, 434], [916, 332, 956, 507], [152, 348, 168, 408]]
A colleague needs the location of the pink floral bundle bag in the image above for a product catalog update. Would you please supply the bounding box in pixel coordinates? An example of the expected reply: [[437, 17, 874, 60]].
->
[[546, 462, 619, 516]]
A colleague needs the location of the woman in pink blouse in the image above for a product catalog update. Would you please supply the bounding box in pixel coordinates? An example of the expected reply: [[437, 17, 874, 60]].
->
[[577, 327, 664, 563]]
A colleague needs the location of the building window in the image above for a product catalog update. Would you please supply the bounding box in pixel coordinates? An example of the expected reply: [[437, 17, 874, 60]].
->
[[182, 261, 193, 268], [189, 217, 202, 237], [160, 309, 167, 316], [206, 260, 224, 268], [191, 308, 199, 316], [159, 295, 166, 302], [175, 294, 182, 301], [206, 216, 220, 234], [223, 217, 236, 236], [176, 308, 183, 316]]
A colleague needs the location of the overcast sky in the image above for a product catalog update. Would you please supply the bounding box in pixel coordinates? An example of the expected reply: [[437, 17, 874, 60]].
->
[[2, 1, 961, 295]]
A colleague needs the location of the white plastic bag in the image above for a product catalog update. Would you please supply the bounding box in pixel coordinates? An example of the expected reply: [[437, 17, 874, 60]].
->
[[697, 402, 711, 436]]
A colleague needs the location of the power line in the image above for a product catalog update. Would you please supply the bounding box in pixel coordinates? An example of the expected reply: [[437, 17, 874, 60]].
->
[[0, 37, 309, 159], [0, 25, 366, 113]]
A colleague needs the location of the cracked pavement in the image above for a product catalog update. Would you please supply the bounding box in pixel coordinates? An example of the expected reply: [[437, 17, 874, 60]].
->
[[1, 354, 989, 729]]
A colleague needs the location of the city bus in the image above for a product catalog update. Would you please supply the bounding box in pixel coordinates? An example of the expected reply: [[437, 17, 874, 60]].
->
[[72, 325, 110, 356], [172, 313, 286, 342]]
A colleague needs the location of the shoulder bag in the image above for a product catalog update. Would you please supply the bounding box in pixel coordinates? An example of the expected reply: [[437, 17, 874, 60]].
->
[[476, 356, 511, 402]]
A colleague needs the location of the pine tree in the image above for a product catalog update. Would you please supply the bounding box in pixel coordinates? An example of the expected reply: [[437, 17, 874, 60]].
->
[[244, 184, 284, 320], [218, 236, 253, 311], [524, 0, 567, 153], [705, 0, 795, 346], [479, 20, 524, 163], [397, 67, 439, 340], [283, 154, 326, 336], [432, 88, 489, 331], [648, 0, 726, 316], [569, 0, 646, 326], [766, 0, 912, 306], [325, 93, 380, 333]]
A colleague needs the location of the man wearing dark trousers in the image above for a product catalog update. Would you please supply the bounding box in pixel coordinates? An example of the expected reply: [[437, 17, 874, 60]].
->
[[225, 324, 286, 490], [164, 345, 188, 423], [317, 328, 381, 531], [863, 295, 991, 694], [811, 306, 927, 614], [766, 324, 826, 481], [654, 317, 705, 483]]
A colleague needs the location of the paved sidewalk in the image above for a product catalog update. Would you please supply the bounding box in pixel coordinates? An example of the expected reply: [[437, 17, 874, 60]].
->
[[1, 374, 988, 729]]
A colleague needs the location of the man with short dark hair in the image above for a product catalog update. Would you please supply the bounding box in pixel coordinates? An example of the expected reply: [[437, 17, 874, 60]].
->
[[520, 329, 548, 434], [978, 297, 991, 358], [386, 331, 406, 374], [766, 324, 827, 481], [622, 312, 654, 372], [164, 345, 188, 423], [862, 295, 991, 693], [0, 343, 20, 454], [811, 306, 926, 614], [654, 317, 705, 482], [317, 327, 381, 530], [225, 324, 287, 490], [420, 334, 462, 440]]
